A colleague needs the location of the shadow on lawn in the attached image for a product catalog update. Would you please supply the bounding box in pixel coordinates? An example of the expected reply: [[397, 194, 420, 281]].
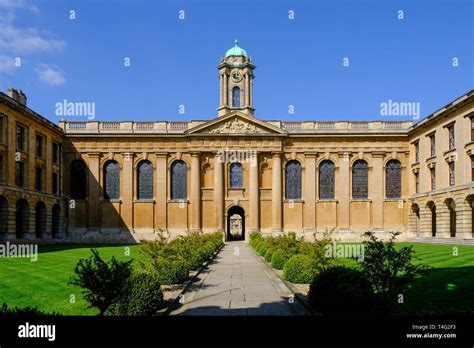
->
[[397, 266, 474, 315], [36, 243, 139, 255]]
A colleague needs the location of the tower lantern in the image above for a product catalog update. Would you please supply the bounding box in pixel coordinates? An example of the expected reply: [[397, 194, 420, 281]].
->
[[217, 39, 255, 117]]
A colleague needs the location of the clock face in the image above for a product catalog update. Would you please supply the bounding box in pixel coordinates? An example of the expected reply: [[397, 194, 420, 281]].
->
[[231, 71, 242, 83], [233, 57, 241, 64]]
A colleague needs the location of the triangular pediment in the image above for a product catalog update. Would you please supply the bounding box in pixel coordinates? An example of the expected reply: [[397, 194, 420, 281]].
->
[[185, 111, 288, 136]]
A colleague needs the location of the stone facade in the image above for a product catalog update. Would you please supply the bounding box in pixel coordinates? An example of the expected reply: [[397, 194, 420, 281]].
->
[[0, 47, 473, 243], [0, 89, 66, 241]]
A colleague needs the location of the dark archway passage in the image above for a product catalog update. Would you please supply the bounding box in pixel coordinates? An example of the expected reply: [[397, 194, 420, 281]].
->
[[52, 204, 61, 238], [427, 202, 436, 237], [227, 206, 245, 241], [0, 196, 7, 239], [16, 199, 29, 239], [35, 202, 47, 239]]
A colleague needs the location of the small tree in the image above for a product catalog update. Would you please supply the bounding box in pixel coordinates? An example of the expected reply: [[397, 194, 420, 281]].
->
[[70, 249, 133, 315], [360, 231, 430, 314]]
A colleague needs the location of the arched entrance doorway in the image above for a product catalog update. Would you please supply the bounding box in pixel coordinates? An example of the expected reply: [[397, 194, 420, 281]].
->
[[52, 204, 61, 238], [16, 199, 29, 239], [227, 206, 245, 241], [0, 196, 8, 240], [445, 199, 456, 238], [35, 202, 47, 239], [427, 201, 436, 237]]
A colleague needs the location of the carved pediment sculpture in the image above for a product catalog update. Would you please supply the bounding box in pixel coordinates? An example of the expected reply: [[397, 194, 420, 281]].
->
[[208, 117, 266, 134]]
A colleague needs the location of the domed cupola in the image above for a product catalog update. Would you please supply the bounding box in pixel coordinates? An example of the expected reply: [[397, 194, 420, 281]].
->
[[225, 39, 248, 58]]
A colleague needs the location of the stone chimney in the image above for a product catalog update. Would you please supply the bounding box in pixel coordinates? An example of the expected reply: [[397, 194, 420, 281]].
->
[[7, 87, 27, 106]]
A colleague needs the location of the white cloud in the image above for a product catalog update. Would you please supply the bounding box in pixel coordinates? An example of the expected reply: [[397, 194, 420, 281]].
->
[[35, 64, 66, 86], [0, 55, 16, 74], [0, 24, 66, 54], [0, 0, 39, 14]]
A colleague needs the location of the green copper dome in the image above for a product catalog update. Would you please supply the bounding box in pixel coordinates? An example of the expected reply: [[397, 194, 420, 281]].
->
[[225, 39, 248, 57]]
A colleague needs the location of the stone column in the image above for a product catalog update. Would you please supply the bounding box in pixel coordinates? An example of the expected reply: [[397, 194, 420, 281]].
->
[[272, 152, 283, 233], [245, 74, 250, 106], [121, 152, 134, 232], [370, 152, 384, 229], [337, 152, 350, 230], [249, 151, 260, 234], [436, 201, 451, 238], [219, 74, 223, 106], [190, 152, 201, 232], [456, 199, 472, 239], [223, 74, 228, 106], [213, 153, 224, 232], [87, 153, 100, 231], [249, 75, 253, 106], [304, 153, 317, 232], [155, 153, 168, 231]]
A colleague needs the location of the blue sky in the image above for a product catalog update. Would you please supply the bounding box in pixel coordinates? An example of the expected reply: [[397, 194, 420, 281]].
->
[[0, 0, 472, 123]]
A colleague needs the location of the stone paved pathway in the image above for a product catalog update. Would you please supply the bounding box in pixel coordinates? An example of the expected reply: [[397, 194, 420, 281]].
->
[[170, 241, 307, 316]]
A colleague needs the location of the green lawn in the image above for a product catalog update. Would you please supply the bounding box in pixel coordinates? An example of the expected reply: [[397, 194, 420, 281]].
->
[[0, 243, 142, 315], [335, 243, 474, 315], [0, 242, 472, 315]]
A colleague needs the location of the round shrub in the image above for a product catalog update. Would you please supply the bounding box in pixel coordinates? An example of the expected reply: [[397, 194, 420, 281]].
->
[[270, 249, 289, 270], [282, 254, 319, 284], [255, 241, 264, 253], [258, 244, 267, 257], [125, 272, 164, 316], [264, 249, 274, 263], [308, 266, 375, 316], [155, 259, 189, 285]]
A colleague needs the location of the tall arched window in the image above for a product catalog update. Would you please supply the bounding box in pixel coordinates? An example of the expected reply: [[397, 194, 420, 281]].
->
[[352, 160, 368, 199], [386, 160, 401, 198], [232, 86, 240, 107], [171, 160, 187, 200], [70, 160, 87, 199], [285, 160, 301, 200], [229, 163, 243, 188], [319, 160, 335, 199], [104, 160, 120, 200], [137, 160, 153, 199]]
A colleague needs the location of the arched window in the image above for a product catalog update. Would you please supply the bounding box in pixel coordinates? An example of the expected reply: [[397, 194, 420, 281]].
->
[[285, 160, 301, 200], [229, 163, 243, 188], [171, 160, 187, 200], [386, 160, 401, 198], [137, 160, 153, 199], [104, 160, 120, 200], [319, 160, 335, 199], [70, 160, 87, 199], [352, 160, 368, 199], [232, 87, 240, 107]]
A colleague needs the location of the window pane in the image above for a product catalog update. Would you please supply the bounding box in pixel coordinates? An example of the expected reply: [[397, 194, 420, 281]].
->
[[35, 167, 42, 191], [71, 160, 87, 199], [104, 160, 120, 199], [285, 160, 301, 200], [232, 87, 240, 107], [171, 160, 187, 200], [137, 160, 153, 199], [319, 160, 335, 199], [352, 160, 368, 199], [230, 163, 243, 189], [386, 160, 401, 198]]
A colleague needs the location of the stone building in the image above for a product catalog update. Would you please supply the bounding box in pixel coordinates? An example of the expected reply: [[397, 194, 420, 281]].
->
[[0, 41, 473, 242]]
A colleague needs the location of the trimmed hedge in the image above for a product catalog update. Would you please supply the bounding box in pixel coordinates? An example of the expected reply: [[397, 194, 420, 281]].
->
[[140, 232, 223, 285], [109, 272, 164, 316], [271, 249, 289, 270], [264, 249, 275, 262], [308, 266, 375, 315], [282, 254, 319, 284], [258, 244, 268, 257]]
